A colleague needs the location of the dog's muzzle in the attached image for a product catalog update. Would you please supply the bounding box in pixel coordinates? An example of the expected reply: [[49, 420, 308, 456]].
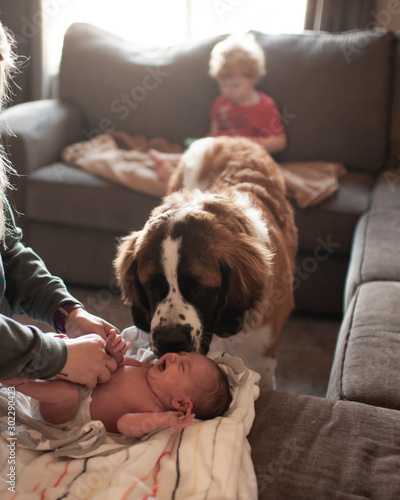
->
[[151, 324, 197, 357]]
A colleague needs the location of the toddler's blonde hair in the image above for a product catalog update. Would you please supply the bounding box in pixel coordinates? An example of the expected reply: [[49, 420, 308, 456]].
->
[[209, 33, 266, 81]]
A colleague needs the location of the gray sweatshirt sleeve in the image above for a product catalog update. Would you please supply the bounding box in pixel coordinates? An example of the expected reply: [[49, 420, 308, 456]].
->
[[2, 211, 81, 327], [0, 201, 80, 379], [0, 315, 67, 379]]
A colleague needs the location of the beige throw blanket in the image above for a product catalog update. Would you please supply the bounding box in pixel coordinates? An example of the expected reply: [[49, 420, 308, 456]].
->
[[62, 131, 183, 197], [62, 133, 346, 207], [280, 161, 347, 208]]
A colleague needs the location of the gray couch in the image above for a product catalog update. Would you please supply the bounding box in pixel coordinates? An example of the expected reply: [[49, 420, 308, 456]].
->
[[249, 167, 400, 497], [2, 23, 400, 498], [2, 23, 396, 315]]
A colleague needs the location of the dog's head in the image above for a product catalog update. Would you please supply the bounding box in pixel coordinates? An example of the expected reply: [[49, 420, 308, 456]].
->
[[114, 190, 273, 358]]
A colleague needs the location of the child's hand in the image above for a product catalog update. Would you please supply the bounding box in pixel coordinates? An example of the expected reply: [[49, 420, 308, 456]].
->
[[105, 329, 131, 365], [166, 409, 195, 430]]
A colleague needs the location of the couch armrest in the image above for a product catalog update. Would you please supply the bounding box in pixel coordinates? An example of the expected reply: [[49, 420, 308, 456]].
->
[[0, 99, 83, 176]]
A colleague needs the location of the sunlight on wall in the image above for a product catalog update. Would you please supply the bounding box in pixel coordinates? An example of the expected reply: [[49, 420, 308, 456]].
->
[[45, 0, 307, 74]]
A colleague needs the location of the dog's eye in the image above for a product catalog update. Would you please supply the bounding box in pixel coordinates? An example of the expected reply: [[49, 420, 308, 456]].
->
[[143, 275, 169, 302], [192, 287, 207, 299], [144, 283, 159, 299]]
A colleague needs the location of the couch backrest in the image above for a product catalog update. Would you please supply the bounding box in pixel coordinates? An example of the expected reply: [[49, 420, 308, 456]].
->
[[59, 23, 223, 145], [59, 23, 396, 172], [255, 29, 395, 172]]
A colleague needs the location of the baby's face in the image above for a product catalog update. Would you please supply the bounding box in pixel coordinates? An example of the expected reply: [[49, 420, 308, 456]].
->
[[148, 352, 216, 407]]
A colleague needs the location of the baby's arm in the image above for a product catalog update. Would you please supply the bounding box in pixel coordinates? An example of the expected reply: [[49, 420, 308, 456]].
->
[[105, 330, 131, 365], [117, 409, 195, 439], [105, 330, 150, 368]]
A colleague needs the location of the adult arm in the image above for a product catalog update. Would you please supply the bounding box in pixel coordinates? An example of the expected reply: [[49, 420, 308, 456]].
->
[[0, 202, 117, 384], [0, 315, 66, 379], [0, 315, 116, 386], [1, 202, 81, 327], [1, 217, 120, 340]]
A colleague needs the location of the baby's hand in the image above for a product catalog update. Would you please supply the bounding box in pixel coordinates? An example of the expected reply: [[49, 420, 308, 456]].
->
[[166, 410, 195, 430], [105, 329, 131, 365]]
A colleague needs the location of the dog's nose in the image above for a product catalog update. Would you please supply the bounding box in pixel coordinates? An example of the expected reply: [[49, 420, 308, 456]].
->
[[152, 324, 193, 357]]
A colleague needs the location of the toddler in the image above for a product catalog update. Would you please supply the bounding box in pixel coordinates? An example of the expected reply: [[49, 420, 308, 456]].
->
[[1, 332, 232, 439], [150, 33, 287, 180]]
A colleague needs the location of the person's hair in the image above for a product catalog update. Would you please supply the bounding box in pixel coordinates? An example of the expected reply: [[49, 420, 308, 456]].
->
[[192, 358, 232, 420], [0, 21, 18, 242], [209, 33, 266, 81]]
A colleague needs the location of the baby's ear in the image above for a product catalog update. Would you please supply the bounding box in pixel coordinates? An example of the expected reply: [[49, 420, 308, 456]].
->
[[172, 398, 193, 413]]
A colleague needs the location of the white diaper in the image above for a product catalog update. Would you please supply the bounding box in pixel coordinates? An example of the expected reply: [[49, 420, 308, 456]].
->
[[30, 385, 93, 429], [66, 386, 93, 428]]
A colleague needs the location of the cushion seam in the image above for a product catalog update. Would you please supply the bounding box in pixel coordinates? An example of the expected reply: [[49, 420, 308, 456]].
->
[[359, 211, 370, 285], [339, 287, 360, 402]]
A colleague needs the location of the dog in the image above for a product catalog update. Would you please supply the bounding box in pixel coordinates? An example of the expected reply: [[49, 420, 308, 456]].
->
[[115, 137, 297, 388]]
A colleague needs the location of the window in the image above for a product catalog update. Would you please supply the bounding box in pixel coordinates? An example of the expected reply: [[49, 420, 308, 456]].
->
[[45, 0, 307, 76]]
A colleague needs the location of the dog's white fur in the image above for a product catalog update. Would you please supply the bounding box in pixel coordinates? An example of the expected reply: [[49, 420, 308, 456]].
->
[[150, 236, 203, 353]]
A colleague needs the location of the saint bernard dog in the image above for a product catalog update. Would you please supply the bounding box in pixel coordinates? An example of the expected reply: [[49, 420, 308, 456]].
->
[[115, 137, 298, 388]]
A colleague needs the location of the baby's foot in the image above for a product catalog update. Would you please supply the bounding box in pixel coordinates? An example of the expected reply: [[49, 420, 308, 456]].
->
[[148, 149, 176, 181]]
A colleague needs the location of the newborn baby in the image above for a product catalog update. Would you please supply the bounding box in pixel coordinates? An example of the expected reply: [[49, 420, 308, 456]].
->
[[1, 332, 232, 438]]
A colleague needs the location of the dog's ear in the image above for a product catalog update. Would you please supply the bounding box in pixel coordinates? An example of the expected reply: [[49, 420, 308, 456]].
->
[[114, 232, 151, 332], [212, 261, 245, 337], [213, 237, 274, 337], [114, 231, 139, 302], [213, 262, 247, 337]]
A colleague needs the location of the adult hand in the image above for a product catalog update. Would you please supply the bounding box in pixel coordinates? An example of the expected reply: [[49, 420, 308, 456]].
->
[[57, 334, 117, 388], [64, 307, 119, 340]]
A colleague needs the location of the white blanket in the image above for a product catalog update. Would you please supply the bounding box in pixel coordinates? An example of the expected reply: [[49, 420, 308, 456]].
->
[[0, 327, 260, 499]]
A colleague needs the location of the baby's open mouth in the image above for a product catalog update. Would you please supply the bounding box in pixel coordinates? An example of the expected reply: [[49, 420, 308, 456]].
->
[[158, 359, 166, 372]]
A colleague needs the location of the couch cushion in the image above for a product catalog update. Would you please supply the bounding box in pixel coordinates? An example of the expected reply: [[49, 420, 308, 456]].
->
[[294, 170, 375, 254], [251, 29, 395, 172], [26, 163, 160, 232], [249, 390, 400, 500], [327, 281, 400, 411], [59, 24, 395, 172], [345, 210, 400, 307], [28, 222, 121, 286]]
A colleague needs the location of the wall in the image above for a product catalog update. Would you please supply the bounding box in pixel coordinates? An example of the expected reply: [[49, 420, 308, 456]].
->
[[374, 0, 400, 30]]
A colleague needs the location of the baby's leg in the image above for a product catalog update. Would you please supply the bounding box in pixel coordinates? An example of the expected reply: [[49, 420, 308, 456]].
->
[[148, 149, 180, 181], [2, 377, 80, 425]]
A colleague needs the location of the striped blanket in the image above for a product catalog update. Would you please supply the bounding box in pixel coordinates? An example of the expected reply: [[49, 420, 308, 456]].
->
[[0, 327, 260, 499]]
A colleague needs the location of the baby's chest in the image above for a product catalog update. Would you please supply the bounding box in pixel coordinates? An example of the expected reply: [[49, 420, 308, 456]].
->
[[117, 368, 160, 413]]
